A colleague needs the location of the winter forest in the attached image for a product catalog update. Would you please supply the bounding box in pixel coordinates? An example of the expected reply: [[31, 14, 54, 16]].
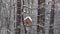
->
[[0, 0, 60, 34]]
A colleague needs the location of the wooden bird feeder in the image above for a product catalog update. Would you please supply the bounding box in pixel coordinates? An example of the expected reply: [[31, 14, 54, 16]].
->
[[24, 16, 32, 26]]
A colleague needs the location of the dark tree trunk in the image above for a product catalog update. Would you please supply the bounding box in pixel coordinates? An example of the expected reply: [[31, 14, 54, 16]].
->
[[15, 0, 21, 34], [37, 0, 45, 34], [49, 0, 55, 34]]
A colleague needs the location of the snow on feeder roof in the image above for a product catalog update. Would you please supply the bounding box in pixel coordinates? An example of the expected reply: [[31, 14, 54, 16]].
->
[[24, 16, 32, 22]]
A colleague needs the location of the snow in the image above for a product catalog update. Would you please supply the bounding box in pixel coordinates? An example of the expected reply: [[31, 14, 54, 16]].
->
[[24, 16, 32, 22]]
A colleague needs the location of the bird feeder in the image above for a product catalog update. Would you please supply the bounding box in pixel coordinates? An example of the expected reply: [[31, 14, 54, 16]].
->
[[24, 16, 32, 26]]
